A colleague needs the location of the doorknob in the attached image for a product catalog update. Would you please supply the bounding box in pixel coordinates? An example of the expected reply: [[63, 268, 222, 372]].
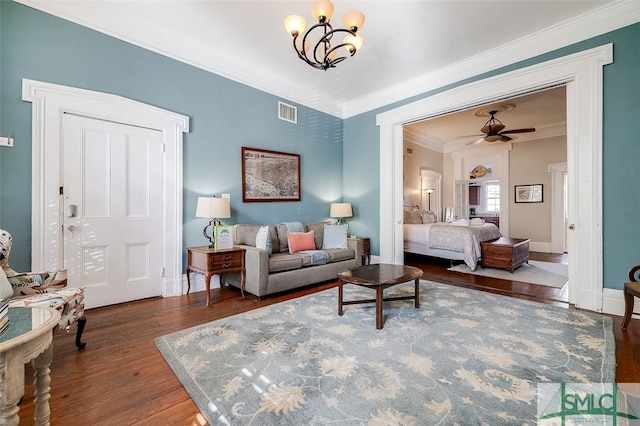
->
[[568, 224, 575, 230]]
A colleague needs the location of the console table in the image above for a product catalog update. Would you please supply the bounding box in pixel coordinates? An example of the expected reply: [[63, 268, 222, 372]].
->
[[0, 306, 60, 425], [186, 246, 246, 305]]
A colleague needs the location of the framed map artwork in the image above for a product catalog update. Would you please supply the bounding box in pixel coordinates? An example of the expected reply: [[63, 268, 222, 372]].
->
[[514, 184, 543, 203], [242, 147, 301, 202]]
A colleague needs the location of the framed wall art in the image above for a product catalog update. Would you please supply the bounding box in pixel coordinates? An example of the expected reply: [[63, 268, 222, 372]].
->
[[514, 184, 543, 203], [242, 147, 301, 202]]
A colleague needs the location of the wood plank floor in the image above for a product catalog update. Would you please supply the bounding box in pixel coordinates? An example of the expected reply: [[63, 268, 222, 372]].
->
[[17, 252, 640, 425]]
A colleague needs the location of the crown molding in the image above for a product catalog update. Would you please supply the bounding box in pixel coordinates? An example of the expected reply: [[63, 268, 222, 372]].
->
[[343, 1, 640, 118]]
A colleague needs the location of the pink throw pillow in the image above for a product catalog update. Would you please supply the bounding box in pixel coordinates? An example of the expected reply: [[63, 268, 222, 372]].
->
[[287, 231, 316, 253]]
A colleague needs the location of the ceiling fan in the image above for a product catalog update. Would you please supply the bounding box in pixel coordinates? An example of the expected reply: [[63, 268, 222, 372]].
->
[[467, 110, 535, 144]]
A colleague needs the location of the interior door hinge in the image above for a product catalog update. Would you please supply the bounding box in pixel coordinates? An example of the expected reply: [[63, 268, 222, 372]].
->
[[59, 186, 64, 195], [161, 267, 165, 278]]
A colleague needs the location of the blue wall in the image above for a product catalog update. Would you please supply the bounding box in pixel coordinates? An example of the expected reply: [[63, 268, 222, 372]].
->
[[0, 2, 344, 271], [344, 23, 640, 291], [1, 2, 639, 291]]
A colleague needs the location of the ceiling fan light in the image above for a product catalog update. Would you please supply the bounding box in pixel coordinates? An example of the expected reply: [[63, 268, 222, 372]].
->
[[484, 134, 501, 142], [343, 11, 365, 31], [285, 15, 306, 36], [311, 0, 334, 22]]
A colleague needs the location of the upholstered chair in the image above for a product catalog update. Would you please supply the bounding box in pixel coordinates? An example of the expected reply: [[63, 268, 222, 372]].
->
[[0, 229, 86, 349], [622, 265, 640, 330]]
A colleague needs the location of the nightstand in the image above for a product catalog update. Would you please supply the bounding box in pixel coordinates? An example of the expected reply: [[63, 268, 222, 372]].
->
[[186, 246, 246, 306], [349, 237, 371, 265]]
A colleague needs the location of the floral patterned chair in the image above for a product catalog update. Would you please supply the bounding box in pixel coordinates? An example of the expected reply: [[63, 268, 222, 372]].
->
[[0, 229, 86, 349]]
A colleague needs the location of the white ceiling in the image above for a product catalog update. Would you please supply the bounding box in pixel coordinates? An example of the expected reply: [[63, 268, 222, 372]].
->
[[16, 0, 635, 120], [404, 85, 567, 153]]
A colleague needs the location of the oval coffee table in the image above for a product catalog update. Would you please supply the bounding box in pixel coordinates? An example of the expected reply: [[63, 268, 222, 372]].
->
[[337, 264, 423, 329]]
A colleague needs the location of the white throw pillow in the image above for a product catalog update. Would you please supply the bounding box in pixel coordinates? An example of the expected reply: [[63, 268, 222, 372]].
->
[[322, 224, 348, 249], [0, 268, 13, 300], [420, 210, 437, 224], [255, 226, 272, 255]]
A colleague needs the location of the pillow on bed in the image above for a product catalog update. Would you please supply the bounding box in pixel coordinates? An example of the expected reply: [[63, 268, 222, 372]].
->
[[403, 209, 423, 224], [287, 231, 316, 253], [420, 210, 437, 224]]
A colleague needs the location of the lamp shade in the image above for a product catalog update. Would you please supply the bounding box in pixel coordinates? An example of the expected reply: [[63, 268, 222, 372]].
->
[[196, 197, 231, 219], [330, 202, 353, 218]]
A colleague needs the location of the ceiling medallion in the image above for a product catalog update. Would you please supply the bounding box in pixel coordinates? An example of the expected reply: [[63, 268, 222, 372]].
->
[[474, 103, 515, 118], [284, 0, 365, 71]]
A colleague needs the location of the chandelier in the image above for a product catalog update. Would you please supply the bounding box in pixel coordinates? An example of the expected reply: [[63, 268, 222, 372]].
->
[[284, 0, 365, 71]]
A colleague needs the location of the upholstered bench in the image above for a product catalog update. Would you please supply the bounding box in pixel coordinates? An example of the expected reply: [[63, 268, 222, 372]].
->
[[0, 229, 86, 349]]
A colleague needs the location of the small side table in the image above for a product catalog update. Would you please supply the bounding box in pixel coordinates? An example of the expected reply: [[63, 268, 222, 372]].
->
[[186, 246, 246, 306], [349, 237, 371, 265], [0, 306, 61, 426]]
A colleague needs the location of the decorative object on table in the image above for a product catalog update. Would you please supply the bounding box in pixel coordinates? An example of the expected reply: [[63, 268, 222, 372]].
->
[[242, 147, 300, 202], [284, 0, 365, 71], [155, 281, 615, 425], [514, 184, 543, 203], [195, 196, 231, 248], [329, 202, 352, 226], [214, 225, 234, 250]]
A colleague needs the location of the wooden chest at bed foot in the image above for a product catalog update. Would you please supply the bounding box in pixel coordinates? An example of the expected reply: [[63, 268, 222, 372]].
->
[[480, 237, 530, 272]]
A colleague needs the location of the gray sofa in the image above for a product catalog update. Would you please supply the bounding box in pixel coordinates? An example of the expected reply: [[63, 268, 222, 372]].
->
[[224, 222, 363, 298]]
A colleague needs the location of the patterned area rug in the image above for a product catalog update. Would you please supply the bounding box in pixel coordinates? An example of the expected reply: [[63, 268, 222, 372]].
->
[[155, 281, 615, 425], [448, 260, 568, 288]]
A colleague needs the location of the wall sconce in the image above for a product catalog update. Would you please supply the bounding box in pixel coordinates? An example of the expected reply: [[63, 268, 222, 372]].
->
[[195, 197, 231, 248], [330, 202, 353, 226]]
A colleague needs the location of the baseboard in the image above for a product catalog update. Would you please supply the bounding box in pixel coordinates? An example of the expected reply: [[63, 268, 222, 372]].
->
[[180, 273, 222, 295], [529, 241, 552, 253], [602, 287, 625, 317]]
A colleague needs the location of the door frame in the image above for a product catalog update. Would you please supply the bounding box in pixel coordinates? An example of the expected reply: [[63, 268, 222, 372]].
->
[[377, 44, 612, 312], [22, 79, 189, 298]]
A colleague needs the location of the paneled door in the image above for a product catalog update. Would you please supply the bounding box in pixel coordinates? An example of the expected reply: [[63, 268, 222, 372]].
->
[[62, 114, 164, 308]]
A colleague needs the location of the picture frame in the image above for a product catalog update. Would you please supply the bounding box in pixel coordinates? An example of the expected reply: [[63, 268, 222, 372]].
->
[[214, 225, 234, 250], [514, 184, 543, 203], [242, 147, 301, 202]]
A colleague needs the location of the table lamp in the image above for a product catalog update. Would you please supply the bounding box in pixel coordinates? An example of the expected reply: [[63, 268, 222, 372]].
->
[[196, 196, 231, 247], [330, 202, 353, 226]]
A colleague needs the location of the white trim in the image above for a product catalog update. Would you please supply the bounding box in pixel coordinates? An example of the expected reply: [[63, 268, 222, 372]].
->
[[22, 79, 189, 298], [602, 288, 625, 317], [548, 162, 568, 253], [377, 44, 612, 312]]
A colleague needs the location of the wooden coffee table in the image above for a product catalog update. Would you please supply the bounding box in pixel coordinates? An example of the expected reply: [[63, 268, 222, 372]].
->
[[337, 264, 423, 329]]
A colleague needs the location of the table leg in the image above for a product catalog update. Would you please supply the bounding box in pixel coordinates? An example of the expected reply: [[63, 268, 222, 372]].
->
[[205, 273, 213, 307], [376, 286, 383, 329], [414, 278, 420, 308], [0, 355, 24, 426], [32, 344, 53, 426], [185, 267, 191, 294], [338, 279, 344, 316], [239, 270, 246, 298]]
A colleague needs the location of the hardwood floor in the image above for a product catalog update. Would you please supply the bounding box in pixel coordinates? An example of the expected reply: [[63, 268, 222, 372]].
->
[[17, 252, 639, 425]]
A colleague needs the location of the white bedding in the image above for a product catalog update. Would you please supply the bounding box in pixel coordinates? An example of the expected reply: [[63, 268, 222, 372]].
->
[[404, 222, 501, 270]]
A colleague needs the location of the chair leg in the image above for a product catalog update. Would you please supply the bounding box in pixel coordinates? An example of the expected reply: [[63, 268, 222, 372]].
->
[[75, 315, 87, 349], [622, 289, 634, 330]]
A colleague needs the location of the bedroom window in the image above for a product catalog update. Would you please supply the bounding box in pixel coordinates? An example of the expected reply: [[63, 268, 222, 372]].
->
[[485, 181, 500, 212]]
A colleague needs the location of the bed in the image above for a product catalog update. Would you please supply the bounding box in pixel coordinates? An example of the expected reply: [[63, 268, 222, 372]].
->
[[404, 220, 501, 271]]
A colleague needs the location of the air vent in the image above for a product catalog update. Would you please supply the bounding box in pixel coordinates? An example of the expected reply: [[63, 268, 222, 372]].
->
[[405, 147, 414, 155], [278, 101, 297, 124]]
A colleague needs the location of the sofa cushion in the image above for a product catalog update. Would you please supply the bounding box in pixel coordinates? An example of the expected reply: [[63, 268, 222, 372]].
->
[[268, 253, 304, 273], [305, 222, 329, 249], [287, 231, 316, 253], [235, 224, 280, 253], [255, 226, 272, 255], [322, 224, 348, 249], [324, 248, 356, 263]]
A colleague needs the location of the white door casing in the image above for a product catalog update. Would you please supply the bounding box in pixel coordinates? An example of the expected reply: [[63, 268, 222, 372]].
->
[[377, 44, 612, 313], [63, 114, 164, 307], [548, 162, 568, 254], [22, 79, 189, 300]]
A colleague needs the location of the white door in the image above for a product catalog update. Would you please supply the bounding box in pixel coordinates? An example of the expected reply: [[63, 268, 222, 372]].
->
[[62, 114, 164, 308]]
